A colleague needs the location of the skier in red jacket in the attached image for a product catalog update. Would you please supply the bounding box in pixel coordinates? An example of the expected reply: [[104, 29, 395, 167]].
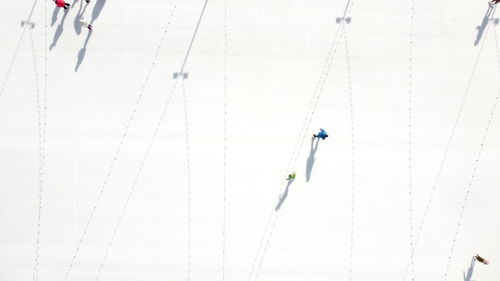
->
[[53, 0, 70, 9]]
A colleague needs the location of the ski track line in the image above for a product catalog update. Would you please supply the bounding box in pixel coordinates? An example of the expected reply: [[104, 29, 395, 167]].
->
[[247, 1, 355, 280], [401, 6, 495, 281], [62, 3, 179, 280], [442, 9, 500, 281]]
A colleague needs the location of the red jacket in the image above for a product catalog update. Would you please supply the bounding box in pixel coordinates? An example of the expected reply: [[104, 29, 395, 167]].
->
[[55, 0, 67, 7]]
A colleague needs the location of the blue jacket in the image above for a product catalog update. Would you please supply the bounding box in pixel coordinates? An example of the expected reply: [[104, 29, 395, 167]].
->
[[317, 129, 328, 140]]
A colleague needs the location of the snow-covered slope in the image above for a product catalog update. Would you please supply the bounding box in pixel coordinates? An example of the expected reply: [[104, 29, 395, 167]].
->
[[1, 0, 499, 281]]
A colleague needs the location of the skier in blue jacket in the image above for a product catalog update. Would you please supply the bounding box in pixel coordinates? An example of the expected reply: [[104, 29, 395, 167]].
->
[[313, 129, 329, 140]]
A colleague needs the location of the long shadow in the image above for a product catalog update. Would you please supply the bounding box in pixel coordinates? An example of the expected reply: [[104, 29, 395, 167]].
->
[[306, 137, 320, 182], [74, 0, 89, 35], [474, 5, 495, 46], [91, 0, 106, 24], [463, 256, 476, 281], [49, 8, 70, 50], [275, 178, 294, 211], [75, 30, 92, 72], [51, 6, 60, 27]]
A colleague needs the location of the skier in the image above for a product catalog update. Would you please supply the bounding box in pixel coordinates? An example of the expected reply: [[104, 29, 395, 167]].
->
[[475, 254, 490, 265], [79, 18, 93, 30], [313, 128, 329, 140], [489, 0, 500, 5], [286, 172, 296, 181], [85, 0, 90, 3], [53, 0, 70, 9]]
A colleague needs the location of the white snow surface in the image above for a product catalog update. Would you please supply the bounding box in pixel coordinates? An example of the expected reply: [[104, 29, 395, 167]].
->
[[1, 0, 500, 281]]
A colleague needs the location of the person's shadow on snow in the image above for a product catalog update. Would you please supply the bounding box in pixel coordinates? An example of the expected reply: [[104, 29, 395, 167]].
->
[[91, 0, 106, 24], [75, 30, 92, 71], [474, 5, 494, 46], [463, 256, 476, 281], [275, 178, 294, 211], [306, 137, 320, 182], [51, 6, 60, 27], [50, 8, 70, 50]]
